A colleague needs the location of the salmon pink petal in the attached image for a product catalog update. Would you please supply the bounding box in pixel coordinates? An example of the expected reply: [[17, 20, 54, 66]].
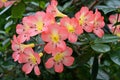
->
[[44, 42, 54, 54], [93, 28, 104, 38], [16, 24, 24, 34], [18, 33, 30, 42], [75, 6, 89, 20], [45, 58, 54, 68], [35, 11, 45, 20], [4, 1, 14, 7], [33, 53, 41, 64], [22, 15, 36, 26], [109, 14, 119, 24], [57, 41, 66, 51], [108, 24, 114, 33], [59, 27, 68, 40], [41, 31, 51, 42], [28, 29, 38, 36], [34, 66, 40, 75], [68, 33, 77, 43], [12, 51, 20, 62], [22, 63, 34, 74], [54, 63, 63, 73], [0, 2, 3, 8], [48, 23, 59, 32], [63, 56, 74, 66], [24, 47, 34, 56], [51, 0, 58, 6], [75, 26, 83, 35], [11, 42, 19, 51], [64, 47, 73, 56], [44, 13, 55, 26], [94, 9, 102, 20], [83, 24, 93, 32], [13, 35, 19, 43], [19, 53, 29, 63]]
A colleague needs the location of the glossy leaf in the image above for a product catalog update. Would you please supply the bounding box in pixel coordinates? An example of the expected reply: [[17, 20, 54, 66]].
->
[[110, 50, 120, 65], [94, 34, 120, 43], [91, 44, 110, 53]]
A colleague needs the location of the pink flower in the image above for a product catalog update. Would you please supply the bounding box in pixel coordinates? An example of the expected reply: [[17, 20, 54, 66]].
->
[[75, 6, 94, 32], [109, 14, 120, 24], [108, 14, 120, 37], [19, 47, 41, 75], [0, 0, 15, 8], [108, 24, 120, 37], [92, 9, 105, 38], [11, 35, 35, 62], [16, 23, 36, 42], [45, 47, 74, 73], [22, 11, 55, 36], [60, 17, 83, 43], [46, 0, 67, 17], [41, 23, 67, 54]]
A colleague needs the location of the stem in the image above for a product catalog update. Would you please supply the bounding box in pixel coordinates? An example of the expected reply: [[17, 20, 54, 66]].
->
[[113, 13, 119, 34], [89, 0, 99, 10]]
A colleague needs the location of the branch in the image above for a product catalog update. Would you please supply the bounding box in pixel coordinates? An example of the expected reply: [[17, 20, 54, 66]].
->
[[89, 0, 99, 10]]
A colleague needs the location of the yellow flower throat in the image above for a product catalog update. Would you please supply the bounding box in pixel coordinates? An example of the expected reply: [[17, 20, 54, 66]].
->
[[54, 53, 64, 62]]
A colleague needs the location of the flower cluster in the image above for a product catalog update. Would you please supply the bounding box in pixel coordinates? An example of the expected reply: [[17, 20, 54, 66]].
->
[[0, 0, 15, 8], [11, 0, 105, 75], [108, 14, 120, 37]]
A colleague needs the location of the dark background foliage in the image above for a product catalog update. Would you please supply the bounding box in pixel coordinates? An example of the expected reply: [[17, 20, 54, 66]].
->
[[1, 0, 120, 80]]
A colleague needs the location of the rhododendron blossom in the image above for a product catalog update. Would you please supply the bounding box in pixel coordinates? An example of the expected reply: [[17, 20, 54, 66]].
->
[[46, 0, 67, 17], [41, 23, 67, 54], [45, 47, 74, 73], [108, 14, 120, 24], [22, 12, 54, 36], [92, 9, 105, 38], [0, 0, 15, 8], [11, 35, 35, 62], [108, 14, 120, 37], [60, 17, 83, 43], [19, 48, 41, 75], [16, 23, 36, 42], [75, 6, 94, 32]]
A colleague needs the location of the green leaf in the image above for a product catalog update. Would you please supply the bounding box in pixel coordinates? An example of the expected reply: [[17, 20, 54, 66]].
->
[[110, 50, 120, 65], [91, 44, 110, 53], [97, 69, 109, 80], [11, 2, 25, 18], [95, 6, 116, 14], [95, 0, 120, 14], [94, 34, 120, 43], [4, 20, 13, 29], [39, 1, 46, 9]]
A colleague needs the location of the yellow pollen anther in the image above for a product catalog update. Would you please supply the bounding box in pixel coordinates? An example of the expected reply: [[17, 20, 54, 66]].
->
[[39, 52, 43, 57]]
